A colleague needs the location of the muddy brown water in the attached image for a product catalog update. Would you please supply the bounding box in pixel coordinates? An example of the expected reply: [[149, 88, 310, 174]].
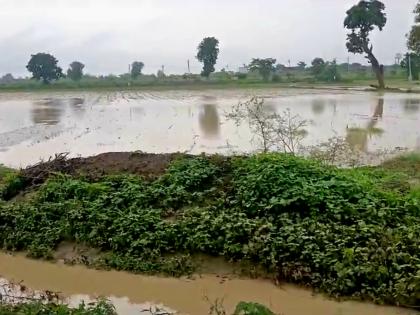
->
[[0, 89, 419, 168], [0, 253, 418, 315]]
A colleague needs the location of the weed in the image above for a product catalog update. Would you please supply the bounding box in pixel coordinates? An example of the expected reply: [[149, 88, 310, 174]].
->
[[226, 97, 308, 153]]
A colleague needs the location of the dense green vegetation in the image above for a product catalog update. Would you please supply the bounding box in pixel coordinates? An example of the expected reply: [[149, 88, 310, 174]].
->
[[0, 300, 116, 315], [0, 154, 419, 307], [0, 68, 411, 92], [0, 300, 275, 315]]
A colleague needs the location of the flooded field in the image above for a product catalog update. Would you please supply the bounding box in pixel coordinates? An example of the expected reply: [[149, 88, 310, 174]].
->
[[0, 88, 419, 167], [0, 253, 417, 315]]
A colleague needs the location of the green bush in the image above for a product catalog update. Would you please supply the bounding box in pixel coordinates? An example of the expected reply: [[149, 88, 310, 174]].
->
[[0, 154, 418, 306], [233, 302, 275, 315]]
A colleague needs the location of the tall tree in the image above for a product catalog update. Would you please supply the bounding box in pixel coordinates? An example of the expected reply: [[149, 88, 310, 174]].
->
[[131, 61, 144, 79], [311, 58, 326, 76], [196, 37, 220, 77], [26, 53, 63, 84], [344, 0, 387, 89], [248, 58, 276, 81], [408, 2, 420, 53], [67, 61, 85, 81]]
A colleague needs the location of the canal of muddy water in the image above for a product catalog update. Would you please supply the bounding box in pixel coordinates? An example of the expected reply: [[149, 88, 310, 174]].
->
[[0, 253, 418, 315]]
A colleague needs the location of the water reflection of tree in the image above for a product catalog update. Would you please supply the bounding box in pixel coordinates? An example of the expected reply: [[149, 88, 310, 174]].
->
[[31, 99, 64, 125], [346, 98, 384, 152], [311, 99, 326, 115], [199, 104, 220, 138], [69, 98, 86, 119], [404, 98, 420, 114]]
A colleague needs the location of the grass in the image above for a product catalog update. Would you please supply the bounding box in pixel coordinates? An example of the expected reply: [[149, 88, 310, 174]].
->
[[381, 152, 420, 180], [0, 166, 23, 201], [0, 165, 14, 178]]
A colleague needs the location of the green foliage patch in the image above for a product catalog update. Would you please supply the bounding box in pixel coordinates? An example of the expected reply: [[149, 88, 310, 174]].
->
[[233, 302, 275, 315], [0, 167, 24, 201], [0, 154, 419, 307], [0, 300, 116, 315]]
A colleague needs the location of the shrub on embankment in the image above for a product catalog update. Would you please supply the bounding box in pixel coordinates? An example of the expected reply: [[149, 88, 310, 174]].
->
[[0, 153, 419, 307]]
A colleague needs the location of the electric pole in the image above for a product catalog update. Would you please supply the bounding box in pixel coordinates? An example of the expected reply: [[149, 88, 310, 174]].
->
[[187, 60, 190, 73]]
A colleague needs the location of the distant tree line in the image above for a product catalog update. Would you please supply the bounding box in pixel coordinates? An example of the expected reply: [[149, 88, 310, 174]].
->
[[18, 0, 417, 88]]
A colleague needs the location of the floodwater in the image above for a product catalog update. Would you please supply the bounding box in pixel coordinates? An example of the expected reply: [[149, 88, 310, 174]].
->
[[0, 89, 419, 167], [0, 253, 417, 315]]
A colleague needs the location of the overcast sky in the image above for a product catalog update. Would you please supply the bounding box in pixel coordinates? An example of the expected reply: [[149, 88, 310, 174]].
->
[[0, 0, 417, 76]]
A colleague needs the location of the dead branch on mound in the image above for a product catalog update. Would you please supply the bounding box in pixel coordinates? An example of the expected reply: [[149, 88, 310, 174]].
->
[[21, 153, 74, 186]]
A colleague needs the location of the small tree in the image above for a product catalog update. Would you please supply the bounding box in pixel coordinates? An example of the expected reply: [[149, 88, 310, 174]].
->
[[67, 61, 85, 81], [401, 53, 420, 80], [196, 37, 220, 77], [157, 69, 166, 79], [311, 58, 326, 76], [344, 0, 387, 89], [297, 61, 307, 69], [131, 61, 144, 79], [227, 97, 307, 153], [248, 58, 276, 81], [0, 73, 15, 84], [317, 60, 341, 82], [26, 53, 63, 84]]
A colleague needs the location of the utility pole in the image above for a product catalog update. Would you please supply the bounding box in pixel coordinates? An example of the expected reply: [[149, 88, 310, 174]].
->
[[408, 53, 413, 82], [161, 65, 165, 74], [187, 60, 190, 73]]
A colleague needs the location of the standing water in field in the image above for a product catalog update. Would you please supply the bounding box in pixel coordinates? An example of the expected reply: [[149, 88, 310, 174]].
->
[[0, 89, 419, 167]]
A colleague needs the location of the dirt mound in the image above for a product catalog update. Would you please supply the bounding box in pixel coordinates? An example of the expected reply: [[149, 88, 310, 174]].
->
[[21, 152, 185, 186]]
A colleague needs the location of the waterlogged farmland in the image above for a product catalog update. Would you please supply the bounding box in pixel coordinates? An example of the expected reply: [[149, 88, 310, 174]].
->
[[0, 89, 420, 314], [0, 88, 419, 167]]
